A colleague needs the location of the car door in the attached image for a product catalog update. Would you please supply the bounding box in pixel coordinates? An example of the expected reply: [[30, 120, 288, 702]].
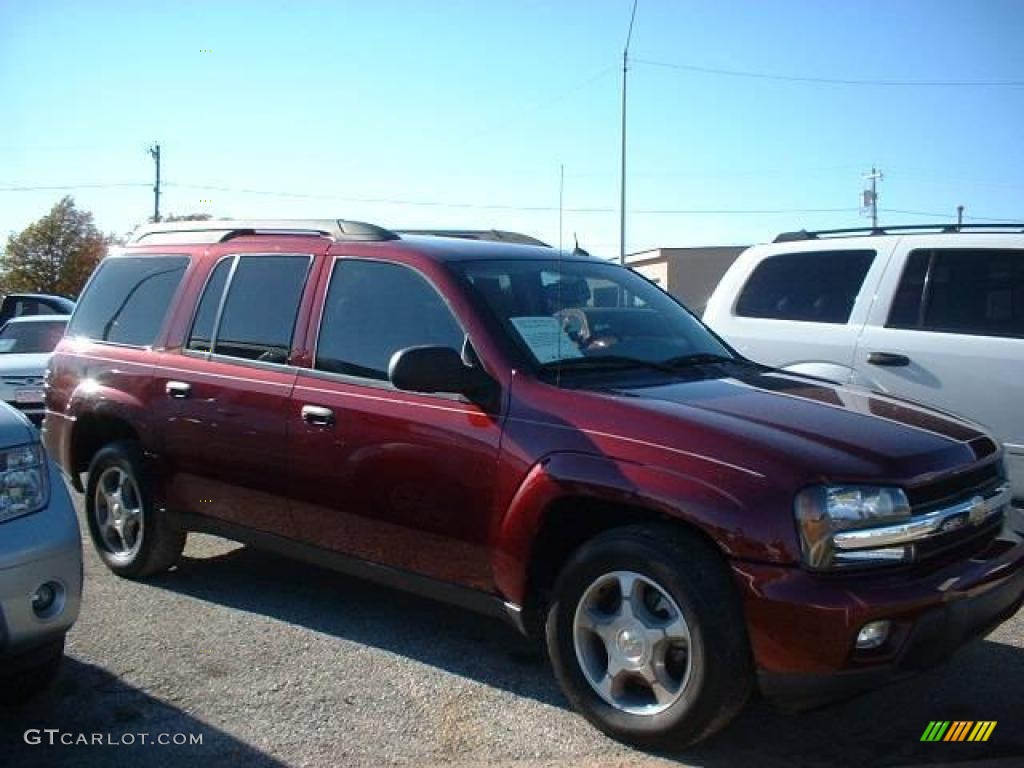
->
[[853, 239, 1024, 499], [288, 256, 503, 590], [707, 245, 889, 382], [152, 251, 316, 536]]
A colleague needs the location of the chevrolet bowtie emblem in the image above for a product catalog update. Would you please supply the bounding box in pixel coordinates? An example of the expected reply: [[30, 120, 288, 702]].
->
[[967, 496, 987, 526]]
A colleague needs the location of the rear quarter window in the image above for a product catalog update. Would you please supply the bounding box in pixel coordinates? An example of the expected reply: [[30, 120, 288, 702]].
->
[[735, 249, 875, 324], [68, 256, 189, 346]]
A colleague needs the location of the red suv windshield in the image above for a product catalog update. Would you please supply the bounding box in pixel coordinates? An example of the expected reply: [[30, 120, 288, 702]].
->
[[453, 258, 734, 371]]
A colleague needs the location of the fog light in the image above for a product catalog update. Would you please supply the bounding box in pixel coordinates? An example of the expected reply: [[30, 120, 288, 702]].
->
[[856, 620, 891, 650], [31, 581, 62, 617]]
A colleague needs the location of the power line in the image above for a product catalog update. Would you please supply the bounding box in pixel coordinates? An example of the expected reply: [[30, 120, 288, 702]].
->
[[0, 183, 149, 192], [3, 179, 1010, 221], [460, 65, 615, 143], [165, 182, 573, 211], [632, 57, 1024, 87], [167, 183, 865, 215], [634, 207, 858, 215], [881, 207, 1021, 223]]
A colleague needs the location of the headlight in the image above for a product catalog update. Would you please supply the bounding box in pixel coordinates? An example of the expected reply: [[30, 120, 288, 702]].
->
[[0, 443, 49, 524], [795, 485, 912, 570]]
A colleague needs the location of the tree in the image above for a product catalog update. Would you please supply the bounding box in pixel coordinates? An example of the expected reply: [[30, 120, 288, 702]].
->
[[162, 213, 214, 222], [1, 197, 106, 298]]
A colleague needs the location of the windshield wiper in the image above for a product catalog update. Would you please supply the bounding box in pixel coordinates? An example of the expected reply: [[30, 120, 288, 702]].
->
[[662, 352, 736, 368], [538, 355, 679, 374]]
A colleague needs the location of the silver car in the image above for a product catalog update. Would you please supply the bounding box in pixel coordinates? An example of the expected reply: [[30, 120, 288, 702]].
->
[[0, 401, 81, 700], [0, 315, 69, 425]]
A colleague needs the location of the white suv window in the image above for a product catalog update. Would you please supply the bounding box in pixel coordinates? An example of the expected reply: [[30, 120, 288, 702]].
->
[[887, 248, 1024, 339], [734, 250, 875, 324]]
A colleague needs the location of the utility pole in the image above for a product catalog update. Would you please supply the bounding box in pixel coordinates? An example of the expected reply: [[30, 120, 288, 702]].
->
[[148, 142, 161, 223], [862, 166, 882, 229], [956, 205, 964, 230], [619, 0, 638, 265]]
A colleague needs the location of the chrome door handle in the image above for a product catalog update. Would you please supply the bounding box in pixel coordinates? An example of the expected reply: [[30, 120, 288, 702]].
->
[[301, 404, 335, 427], [867, 352, 911, 367], [166, 381, 192, 399]]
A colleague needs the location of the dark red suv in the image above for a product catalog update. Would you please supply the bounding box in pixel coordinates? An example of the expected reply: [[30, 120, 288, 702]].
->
[[43, 219, 1023, 748]]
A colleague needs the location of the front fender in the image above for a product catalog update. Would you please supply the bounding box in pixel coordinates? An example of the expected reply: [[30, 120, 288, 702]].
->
[[491, 451, 794, 605]]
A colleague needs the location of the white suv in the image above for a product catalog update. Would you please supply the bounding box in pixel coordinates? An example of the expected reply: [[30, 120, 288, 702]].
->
[[703, 225, 1024, 502]]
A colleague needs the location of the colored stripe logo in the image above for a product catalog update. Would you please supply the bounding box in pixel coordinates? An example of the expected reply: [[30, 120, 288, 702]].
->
[[921, 721, 997, 742]]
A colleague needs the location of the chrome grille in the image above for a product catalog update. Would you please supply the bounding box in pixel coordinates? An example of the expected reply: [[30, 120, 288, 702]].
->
[[905, 460, 1004, 512], [832, 481, 1011, 563]]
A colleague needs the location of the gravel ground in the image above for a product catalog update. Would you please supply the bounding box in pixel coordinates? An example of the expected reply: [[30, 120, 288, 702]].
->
[[2, 497, 1022, 768]]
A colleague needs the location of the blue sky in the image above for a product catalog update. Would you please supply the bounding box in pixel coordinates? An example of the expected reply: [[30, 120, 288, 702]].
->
[[2, 0, 1022, 256]]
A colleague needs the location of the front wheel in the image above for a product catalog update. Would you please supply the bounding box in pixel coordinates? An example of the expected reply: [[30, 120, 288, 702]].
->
[[545, 524, 754, 750], [85, 441, 186, 578]]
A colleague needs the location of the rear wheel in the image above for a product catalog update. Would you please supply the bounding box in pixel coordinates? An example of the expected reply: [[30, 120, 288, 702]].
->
[[545, 524, 753, 749], [85, 441, 185, 578]]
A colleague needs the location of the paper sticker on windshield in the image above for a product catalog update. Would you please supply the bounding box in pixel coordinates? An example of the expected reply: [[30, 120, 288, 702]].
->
[[510, 317, 583, 364]]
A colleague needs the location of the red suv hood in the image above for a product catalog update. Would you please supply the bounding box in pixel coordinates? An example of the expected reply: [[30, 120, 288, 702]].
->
[[607, 369, 995, 485]]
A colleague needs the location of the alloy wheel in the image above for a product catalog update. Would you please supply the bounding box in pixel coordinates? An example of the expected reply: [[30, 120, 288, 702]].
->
[[572, 570, 693, 715], [93, 466, 144, 561]]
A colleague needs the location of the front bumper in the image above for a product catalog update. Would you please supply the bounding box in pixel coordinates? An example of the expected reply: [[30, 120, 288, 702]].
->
[[734, 511, 1024, 707], [0, 461, 82, 662]]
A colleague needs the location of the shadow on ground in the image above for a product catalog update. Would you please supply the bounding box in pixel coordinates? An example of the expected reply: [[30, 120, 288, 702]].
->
[[132, 546, 1024, 767], [0, 657, 286, 768]]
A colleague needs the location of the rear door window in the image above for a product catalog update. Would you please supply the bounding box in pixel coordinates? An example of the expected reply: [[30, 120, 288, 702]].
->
[[68, 256, 189, 346], [211, 255, 311, 363], [888, 249, 1024, 338], [735, 250, 875, 323]]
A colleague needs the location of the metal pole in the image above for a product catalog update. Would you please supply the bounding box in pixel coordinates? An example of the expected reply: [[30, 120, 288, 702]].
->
[[871, 168, 878, 229], [619, 48, 628, 265], [619, 0, 638, 266], [863, 166, 882, 229], [149, 142, 161, 223], [957, 205, 964, 230]]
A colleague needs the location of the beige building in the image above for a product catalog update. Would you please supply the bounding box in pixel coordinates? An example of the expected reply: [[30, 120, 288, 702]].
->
[[626, 246, 747, 314]]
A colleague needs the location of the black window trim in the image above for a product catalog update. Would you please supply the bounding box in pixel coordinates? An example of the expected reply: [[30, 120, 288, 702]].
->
[[67, 252, 192, 350], [886, 247, 1024, 339], [308, 255, 473, 397], [183, 252, 314, 369], [183, 253, 238, 361]]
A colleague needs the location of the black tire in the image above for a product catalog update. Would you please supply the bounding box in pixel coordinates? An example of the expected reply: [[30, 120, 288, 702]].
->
[[545, 523, 754, 750], [85, 440, 186, 578]]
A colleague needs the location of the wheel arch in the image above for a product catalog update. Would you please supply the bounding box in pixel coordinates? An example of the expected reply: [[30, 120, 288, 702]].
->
[[69, 412, 143, 492], [492, 452, 747, 639]]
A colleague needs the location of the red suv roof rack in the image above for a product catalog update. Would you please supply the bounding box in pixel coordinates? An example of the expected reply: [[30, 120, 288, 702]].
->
[[128, 219, 399, 245]]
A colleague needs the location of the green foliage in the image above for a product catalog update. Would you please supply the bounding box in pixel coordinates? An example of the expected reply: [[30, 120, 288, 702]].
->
[[162, 213, 213, 222], [1, 197, 106, 298]]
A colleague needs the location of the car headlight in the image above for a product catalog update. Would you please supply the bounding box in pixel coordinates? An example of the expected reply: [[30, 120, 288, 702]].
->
[[795, 485, 913, 570], [0, 443, 49, 524]]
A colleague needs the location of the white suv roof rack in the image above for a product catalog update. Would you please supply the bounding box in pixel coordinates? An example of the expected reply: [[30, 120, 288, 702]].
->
[[774, 223, 1024, 243]]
